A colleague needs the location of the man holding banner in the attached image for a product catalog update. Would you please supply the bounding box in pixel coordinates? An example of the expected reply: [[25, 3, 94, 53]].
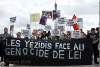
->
[[87, 28, 99, 64], [0, 27, 12, 65]]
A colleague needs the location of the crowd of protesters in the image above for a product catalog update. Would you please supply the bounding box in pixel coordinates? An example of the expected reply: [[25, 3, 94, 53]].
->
[[0, 27, 99, 65], [0, 27, 90, 40], [87, 27, 99, 64]]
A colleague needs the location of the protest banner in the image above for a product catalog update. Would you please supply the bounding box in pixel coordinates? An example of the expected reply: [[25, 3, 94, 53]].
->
[[3, 38, 92, 66]]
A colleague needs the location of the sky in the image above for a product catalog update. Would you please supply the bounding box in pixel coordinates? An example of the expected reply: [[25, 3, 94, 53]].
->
[[0, 0, 99, 34]]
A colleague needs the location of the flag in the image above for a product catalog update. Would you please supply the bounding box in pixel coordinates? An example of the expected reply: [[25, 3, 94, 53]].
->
[[77, 18, 83, 22], [31, 13, 40, 22], [72, 14, 77, 23], [72, 14, 77, 20], [39, 16, 47, 25], [73, 23, 79, 30], [77, 18, 83, 29], [66, 19, 74, 26], [10, 17, 16, 23]]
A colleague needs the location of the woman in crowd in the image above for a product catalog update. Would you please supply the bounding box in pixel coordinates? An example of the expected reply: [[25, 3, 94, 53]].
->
[[66, 31, 71, 40], [16, 32, 21, 38]]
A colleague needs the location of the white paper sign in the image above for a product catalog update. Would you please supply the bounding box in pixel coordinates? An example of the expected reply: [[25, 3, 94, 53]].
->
[[71, 31, 81, 39], [22, 29, 30, 38], [57, 17, 66, 24], [45, 25, 52, 31], [66, 19, 74, 26], [77, 18, 83, 29], [51, 29, 60, 36]]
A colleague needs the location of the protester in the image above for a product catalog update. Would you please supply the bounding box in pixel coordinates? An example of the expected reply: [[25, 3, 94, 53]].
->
[[81, 32, 87, 38], [87, 30, 91, 34], [86, 30, 91, 39], [96, 27, 99, 58], [1, 27, 12, 61], [46, 31, 51, 39], [66, 31, 71, 40], [2, 27, 12, 39], [37, 31, 42, 39], [0, 27, 12, 65], [40, 31, 47, 39], [16, 32, 21, 38], [31, 32, 37, 39], [59, 32, 64, 40], [1, 26, 99, 65], [63, 34, 67, 40], [87, 28, 99, 64], [0, 34, 3, 62]]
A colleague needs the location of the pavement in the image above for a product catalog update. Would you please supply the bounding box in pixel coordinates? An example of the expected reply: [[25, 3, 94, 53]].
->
[[1, 65, 100, 67], [0, 62, 99, 67]]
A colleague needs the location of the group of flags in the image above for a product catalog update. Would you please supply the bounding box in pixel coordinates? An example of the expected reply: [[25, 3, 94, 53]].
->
[[30, 13, 83, 31], [9, 13, 82, 34]]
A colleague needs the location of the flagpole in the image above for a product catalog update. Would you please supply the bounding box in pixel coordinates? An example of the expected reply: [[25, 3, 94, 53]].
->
[[35, 21, 36, 29], [10, 22, 14, 37], [10, 17, 16, 37], [30, 14, 32, 39], [12, 22, 14, 37], [70, 26, 71, 31]]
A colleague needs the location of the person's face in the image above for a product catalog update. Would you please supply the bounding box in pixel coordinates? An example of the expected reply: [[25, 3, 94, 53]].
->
[[17, 32, 21, 38], [43, 31, 46, 34], [91, 30, 95, 33], [67, 32, 71, 36], [4, 28, 8, 33], [96, 28, 99, 32]]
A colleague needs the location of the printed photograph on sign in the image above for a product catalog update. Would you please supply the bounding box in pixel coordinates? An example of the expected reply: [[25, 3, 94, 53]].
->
[[42, 11, 52, 19]]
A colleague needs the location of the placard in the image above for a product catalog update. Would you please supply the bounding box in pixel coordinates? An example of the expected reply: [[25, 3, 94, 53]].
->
[[3, 38, 92, 66]]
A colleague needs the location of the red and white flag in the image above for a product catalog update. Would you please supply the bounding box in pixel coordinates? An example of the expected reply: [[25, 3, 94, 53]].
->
[[72, 14, 77, 20], [72, 14, 77, 22], [72, 14, 79, 30]]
